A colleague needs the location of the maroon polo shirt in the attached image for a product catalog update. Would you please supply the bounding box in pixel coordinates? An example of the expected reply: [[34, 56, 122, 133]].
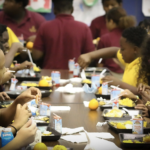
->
[[0, 10, 46, 40], [90, 15, 109, 39], [33, 14, 95, 69], [98, 28, 123, 73]]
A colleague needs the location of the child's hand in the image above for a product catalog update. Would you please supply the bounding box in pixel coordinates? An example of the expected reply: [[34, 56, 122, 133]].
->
[[15, 87, 41, 105], [0, 92, 10, 102], [119, 89, 137, 100], [137, 83, 150, 93], [101, 76, 121, 86], [135, 104, 149, 117], [1, 71, 14, 85], [140, 89, 150, 104], [78, 54, 92, 69], [17, 61, 33, 71], [15, 120, 37, 147], [13, 104, 31, 130]]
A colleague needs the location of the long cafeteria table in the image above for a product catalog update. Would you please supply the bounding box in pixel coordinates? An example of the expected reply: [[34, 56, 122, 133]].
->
[[9, 70, 150, 150]]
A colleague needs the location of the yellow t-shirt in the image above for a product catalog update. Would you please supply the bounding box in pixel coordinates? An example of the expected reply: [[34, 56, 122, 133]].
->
[[117, 50, 141, 87], [7, 27, 20, 56]]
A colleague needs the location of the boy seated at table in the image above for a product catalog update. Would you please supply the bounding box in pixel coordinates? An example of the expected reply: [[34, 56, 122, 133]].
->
[[0, 0, 46, 42], [90, 0, 123, 39], [97, 7, 136, 74], [0, 24, 33, 71], [78, 27, 148, 94], [32, 0, 95, 69]]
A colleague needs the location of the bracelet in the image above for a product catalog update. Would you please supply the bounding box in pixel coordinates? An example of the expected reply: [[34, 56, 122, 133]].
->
[[8, 124, 17, 136]]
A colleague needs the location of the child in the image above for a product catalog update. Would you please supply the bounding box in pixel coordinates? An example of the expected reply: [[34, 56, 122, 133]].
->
[[138, 19, 150, 34], [90, 0, 122, 39], [32, 0, 94, 69], [78, 27, 148, 94], [98, 7, 136, 73], [0, 24, 33, 71]]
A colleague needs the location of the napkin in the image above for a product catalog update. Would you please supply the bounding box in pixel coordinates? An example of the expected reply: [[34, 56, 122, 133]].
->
[[84, 132, 122, 150], [51, 106, 71, 111], [61, 133, 88, 143], [83, 101, 90, 107], [60, 79, 70, 85], [83, 84, 97, 94], [95, 132, 114, 139], [96, 122, 107, 127], [69, 78, 82, 83], [62, 127, 84, 135]]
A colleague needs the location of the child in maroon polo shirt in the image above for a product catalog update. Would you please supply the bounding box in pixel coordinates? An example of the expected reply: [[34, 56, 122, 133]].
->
[[90, 0, 122, 39], [98, 7, 136, 73], [0, 0, 46, 42], [33, 0, 95, 70]]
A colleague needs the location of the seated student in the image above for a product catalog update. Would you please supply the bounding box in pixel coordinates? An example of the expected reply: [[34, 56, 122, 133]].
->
[[0, 24, 33, 71], [0, 0, 46, 42], [32, 0, 94, 69], [78, 27, 148, 94], [98, 7, 135, 73], [90, 0, 122, 39]]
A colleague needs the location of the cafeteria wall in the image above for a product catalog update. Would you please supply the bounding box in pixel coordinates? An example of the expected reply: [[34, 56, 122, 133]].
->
[[40, 0, 150, 24]]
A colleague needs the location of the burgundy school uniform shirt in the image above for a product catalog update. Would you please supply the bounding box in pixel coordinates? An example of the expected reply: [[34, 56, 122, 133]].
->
[[98, 28, 123, 73], [90, 15, 109, 39], [33, 14, 95, 69], [0, 10, 46, 40]]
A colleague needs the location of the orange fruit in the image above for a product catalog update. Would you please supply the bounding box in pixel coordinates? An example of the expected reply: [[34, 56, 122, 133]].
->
[[89, 99, 99, 110], [26, 41, 33, 49], [98, 87, 102, 94], [39, 79, 49, 87], [33, 143, 47, 150]]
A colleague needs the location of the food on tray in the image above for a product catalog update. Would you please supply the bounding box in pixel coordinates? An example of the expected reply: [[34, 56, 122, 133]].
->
[[146, 101, 150, 106], [104, 109, 123, 118], [119, 98, 135, 107], [33, 65, 41, 72], [33, 142, 47, 150], [52, 145, 67, 150], [1, 103, 12, 108], [42, 76, 52, 81], [123, 140, 133, 143], [99, 101, 106, 106], [35, 94, 40, 104], [116, 123, 126, 129], [42, 131, 52, 136], [98, 87, 102, 94], [34, 116, 49, 123], [21, 83, 38, 87], [89, 99, 99, 110], [109, 120, 147, 129], [39, 79, 51, 87], [82, 79, 92, 84], [143, 134, 150, 143]]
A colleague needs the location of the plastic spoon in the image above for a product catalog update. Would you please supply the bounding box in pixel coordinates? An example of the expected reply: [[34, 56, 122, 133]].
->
[[98, 58, 103, 64], [81, 69, 86, 80], [100, 69, 107, 78]]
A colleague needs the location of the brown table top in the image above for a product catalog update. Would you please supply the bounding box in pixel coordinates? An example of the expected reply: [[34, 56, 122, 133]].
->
[[7, 70, 150, 150]]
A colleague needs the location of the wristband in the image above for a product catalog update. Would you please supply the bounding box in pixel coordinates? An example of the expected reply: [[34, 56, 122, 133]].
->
[[8, 124, 17, 136]]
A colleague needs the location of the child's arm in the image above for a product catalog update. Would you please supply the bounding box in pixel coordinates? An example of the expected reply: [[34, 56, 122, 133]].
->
[[78, 47, 119, 69], [0, 87, 40, 127], [101, 76, 138, 94], [0, 120, 37, 150]]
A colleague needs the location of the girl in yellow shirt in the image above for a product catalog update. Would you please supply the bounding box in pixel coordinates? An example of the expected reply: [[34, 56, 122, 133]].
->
[[78, 27, 148, 94]]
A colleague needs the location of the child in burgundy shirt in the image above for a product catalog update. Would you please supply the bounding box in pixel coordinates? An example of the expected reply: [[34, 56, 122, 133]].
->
[[33, 0, 94, 69], [90, 0, 122, 39]]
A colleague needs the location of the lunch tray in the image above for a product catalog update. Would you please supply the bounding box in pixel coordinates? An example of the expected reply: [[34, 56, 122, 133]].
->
[[21, 81, 52, 90], [99, 104, 135, 111], [6, 90, 52, 99], [119, 133, 150, 149], [107, 120, 150, 134], [102, 109, 142, 120], [34, 116, 50, 126], [0, 101, 13, 109], [15, 73, 41, 81], [37, 125, 61, 141], [95, 93, 110, 99], [85, 67, 110, 73]]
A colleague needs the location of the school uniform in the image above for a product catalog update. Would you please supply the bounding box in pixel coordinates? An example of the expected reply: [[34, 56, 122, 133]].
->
[[98, 28, 123, 73], [0, 10, 46, 40], [33, 14, 95, 69], [90, 15, 109, 39], [117, 50, 141, 87]]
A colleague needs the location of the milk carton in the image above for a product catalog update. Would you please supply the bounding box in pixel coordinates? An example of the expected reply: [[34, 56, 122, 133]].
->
[[102, 82, 108, 95], [39, 102, 51, 116], [53, 115, 62, 133], [132, 118, 143, 134]]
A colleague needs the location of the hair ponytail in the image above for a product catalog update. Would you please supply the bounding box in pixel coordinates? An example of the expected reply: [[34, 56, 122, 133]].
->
[[119, 16, 136, 30], [106, 7, 136, 30]]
